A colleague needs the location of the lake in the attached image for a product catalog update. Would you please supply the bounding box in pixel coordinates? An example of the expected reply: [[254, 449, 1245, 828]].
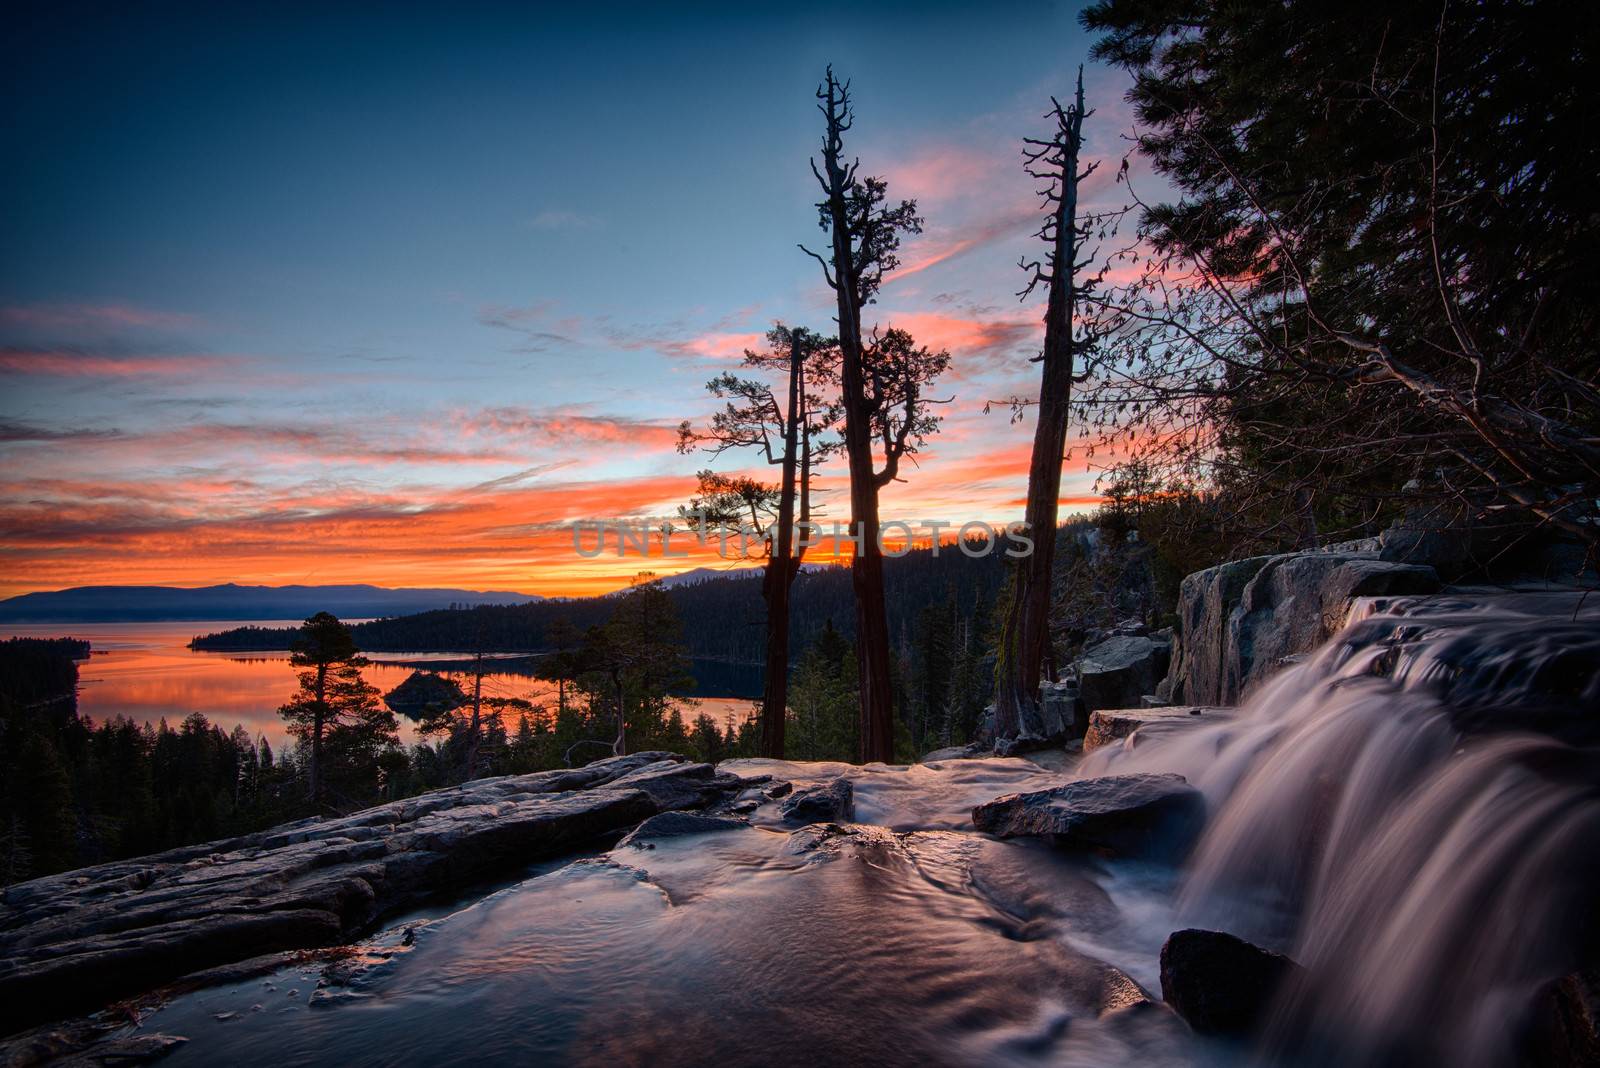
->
[[2, 620, 761, 750]]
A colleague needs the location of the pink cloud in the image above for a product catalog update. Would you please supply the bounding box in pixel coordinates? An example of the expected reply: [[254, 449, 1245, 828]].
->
[[887, 207, 1038, 285], [658, 330, 767, 360], [870, 310, 1035, 363], [881, 143, 1002, 205]]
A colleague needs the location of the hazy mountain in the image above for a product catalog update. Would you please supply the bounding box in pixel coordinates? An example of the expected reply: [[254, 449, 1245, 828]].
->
[[0, 583, 543, 623]]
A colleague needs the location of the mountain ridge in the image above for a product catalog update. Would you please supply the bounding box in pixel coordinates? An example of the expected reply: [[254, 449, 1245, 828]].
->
[[0, 583, 544, 623]]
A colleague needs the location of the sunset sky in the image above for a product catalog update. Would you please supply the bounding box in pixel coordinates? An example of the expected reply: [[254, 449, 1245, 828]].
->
[[1, 2, 1136, 598]]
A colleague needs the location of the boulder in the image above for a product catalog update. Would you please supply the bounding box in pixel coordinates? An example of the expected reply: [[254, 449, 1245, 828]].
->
[[0, 750, 729, 1036], [1159, 928, 1301, 1036], [617, 812, 749, 849], [1078, 635, 1170, 717], [1522, 969, 1600, 1068], [1378, 515, 1528, 582], [1036, 679, 1080, 738], [971, 773, 1205, 857], [780, 779, 854, 824], [997, 679, 1079, 746], [1082, 706, 1233, 753]]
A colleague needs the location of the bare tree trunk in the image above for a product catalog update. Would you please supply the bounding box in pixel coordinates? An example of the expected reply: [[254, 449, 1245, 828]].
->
[[759, 334, 807, 758], [466, 650, 484, 780], [996, 71, 1088, 742], [308, 662, 327, 802], [1294, 485, 1318, 550], [613, 671, 626, 756], [816, 74, 896, 765]]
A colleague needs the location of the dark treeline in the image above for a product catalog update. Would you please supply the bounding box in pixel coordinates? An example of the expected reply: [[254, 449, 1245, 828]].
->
[[1, 637, 304, 884], [0, 605, 760, 885], [191, 541, 1011, 666]]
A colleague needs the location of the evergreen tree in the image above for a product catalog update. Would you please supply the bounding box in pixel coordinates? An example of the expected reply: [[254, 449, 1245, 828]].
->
[[278, 612, 395, 805], [14, 733, 77, 877], [1079, 0, 1600, 551], [575, 576, 693, 757]]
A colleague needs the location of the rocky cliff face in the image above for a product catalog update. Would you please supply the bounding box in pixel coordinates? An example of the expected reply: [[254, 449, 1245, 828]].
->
[[1161, 543, 1440, 706]]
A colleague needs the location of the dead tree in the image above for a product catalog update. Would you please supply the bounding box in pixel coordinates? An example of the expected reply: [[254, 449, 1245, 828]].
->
[[801, 66, 926, 764], [994, 69, 1099, 742]]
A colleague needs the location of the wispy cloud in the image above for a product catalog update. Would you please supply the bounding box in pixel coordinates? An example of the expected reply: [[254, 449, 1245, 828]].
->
[[477, 300, 767, 362], [0, 420, 120, 444], [0, 302, 199, 331], [0, 347, 239, 378]]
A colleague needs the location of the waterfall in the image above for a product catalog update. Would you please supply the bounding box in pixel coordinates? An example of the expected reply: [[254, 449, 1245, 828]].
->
[[1080, 591, 1600, 1066]]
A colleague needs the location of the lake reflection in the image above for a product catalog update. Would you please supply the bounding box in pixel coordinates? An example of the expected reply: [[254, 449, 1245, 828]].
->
[[2, 621, 759, 749]]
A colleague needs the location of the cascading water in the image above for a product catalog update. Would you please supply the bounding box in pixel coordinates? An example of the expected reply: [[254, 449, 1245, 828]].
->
[[1081, 590, 1600, 1066], [109, 592, 1597, 1067]]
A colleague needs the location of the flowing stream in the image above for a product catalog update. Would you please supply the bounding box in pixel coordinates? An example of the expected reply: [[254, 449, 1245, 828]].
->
[[123, 591, 1598, 1066]]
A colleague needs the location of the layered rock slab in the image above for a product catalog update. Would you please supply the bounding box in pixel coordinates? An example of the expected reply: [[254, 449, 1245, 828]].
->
[[1083, 706, 1233, 754], [0, 751, 751, 1035]]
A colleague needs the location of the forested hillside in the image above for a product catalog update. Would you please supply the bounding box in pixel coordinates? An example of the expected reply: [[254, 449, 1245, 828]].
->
[[192, 539, 1018, 663]]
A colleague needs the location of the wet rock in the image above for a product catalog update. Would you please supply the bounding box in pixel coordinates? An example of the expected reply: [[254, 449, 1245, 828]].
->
[[780, 779, 854, 824], [1077, 635, 1170, 717], [53, 1032, 189, 1066], [0, 1015, 192, 1068], [606, 760, 721, 811], [1096, 964, 1158, 1018], [0, 751, 705, 1036], [972, 773, 1204, 858], [1083, 706, 1232, 754], [1159, 928, 1301, 1036], [1522, 968, 1600, 1068], [617, 811, 749, 848]]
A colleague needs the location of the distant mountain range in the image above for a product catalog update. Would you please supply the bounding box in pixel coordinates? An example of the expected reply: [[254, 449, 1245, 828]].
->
[[0, 583, 543, 623]]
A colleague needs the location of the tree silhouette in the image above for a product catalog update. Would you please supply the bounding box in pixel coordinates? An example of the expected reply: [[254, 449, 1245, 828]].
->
[[278, 612, 396, 804], [678, 324, 835, 757], [994, 69, 1104, 742], [577, 576, 693, 756], [802, 66, 946, 762]]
